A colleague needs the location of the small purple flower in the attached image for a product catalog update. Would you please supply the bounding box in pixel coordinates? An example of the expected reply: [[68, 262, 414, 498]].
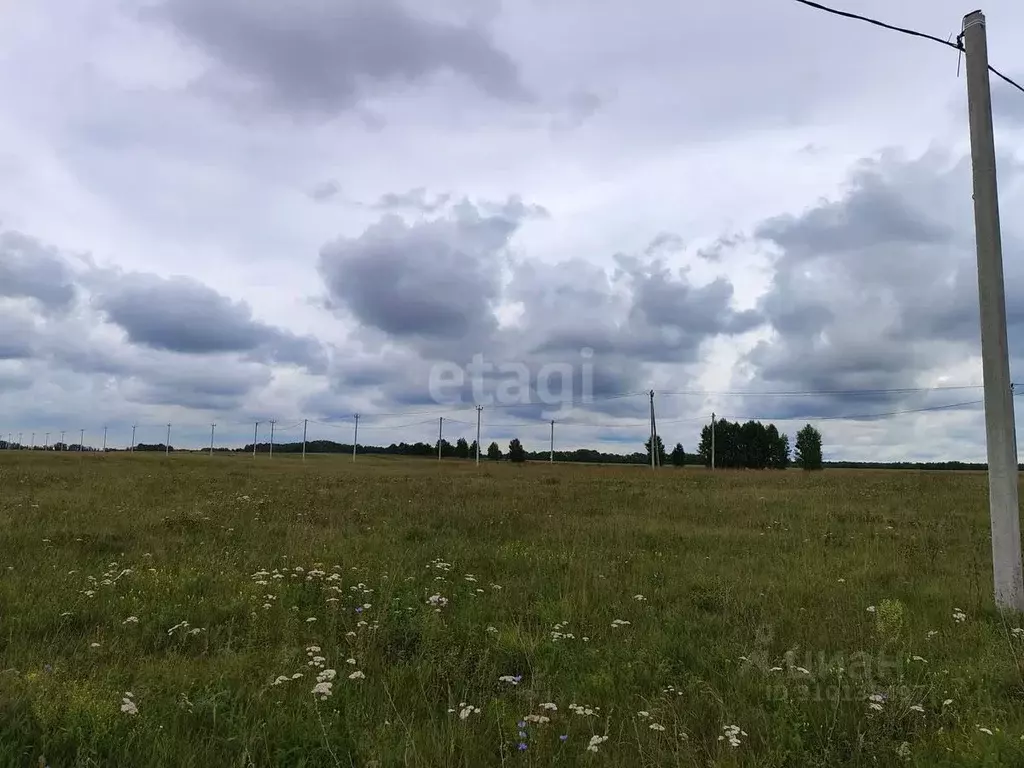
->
[[517, 721, 526, 729], [355, 606, 363, 613], [517, 743, 527, 751], [518, 731, 527, 739], [559, 734, 568, 742]]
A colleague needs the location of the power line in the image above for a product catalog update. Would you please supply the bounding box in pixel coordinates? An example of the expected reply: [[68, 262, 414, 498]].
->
[[789, 0, 960, 50], [660, 384, 985, 398], [789, 0, 1024, 96]]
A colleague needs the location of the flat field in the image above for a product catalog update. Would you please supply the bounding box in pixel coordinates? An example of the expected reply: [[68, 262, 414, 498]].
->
[[2, 453, 1024, 767]]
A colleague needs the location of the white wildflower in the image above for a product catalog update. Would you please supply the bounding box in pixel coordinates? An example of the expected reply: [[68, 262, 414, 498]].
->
[[586, 735, 608, 753]]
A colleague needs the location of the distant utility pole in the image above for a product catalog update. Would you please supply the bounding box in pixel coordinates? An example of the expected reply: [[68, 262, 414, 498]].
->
[[59, 430, 65, 451], [962, 9, 1024, 613], [165, 424, 170, 456], [550, 420, 555, 463], [648, 390, 660, 469], [711, 413, 716, 471], [302, 419, 308, 463], [102, 426, 107, 453], [352, 414, 359, 462], [269, 420, 276, 458], [475, 406, 482, 466], [253, 421, 259, 459], [30, 432, 34, 450], [130, 425, 136, 453], [210, 424, 216, 457], [44, 432, 49, 450], [437, 417, 443, 461], [79, 429, 84, 451], [17, 432, 22, 449]]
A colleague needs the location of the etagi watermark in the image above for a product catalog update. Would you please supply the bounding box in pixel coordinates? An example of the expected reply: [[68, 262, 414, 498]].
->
[[427, 348, 595, 419]]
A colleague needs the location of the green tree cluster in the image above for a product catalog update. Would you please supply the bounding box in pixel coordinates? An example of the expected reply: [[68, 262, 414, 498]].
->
[[696, 419, 791, 469]]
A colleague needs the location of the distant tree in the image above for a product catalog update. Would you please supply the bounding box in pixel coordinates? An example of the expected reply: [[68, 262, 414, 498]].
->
[[487, 441, 502, 461], [508, 438, 526, 463], [767, 425, 790, 470], [455, 437, 470, 459], [644, 435, 667, 466], [469, 439, 480, 460], [794, 424, 823, 470], [670, 442, 686, 467]]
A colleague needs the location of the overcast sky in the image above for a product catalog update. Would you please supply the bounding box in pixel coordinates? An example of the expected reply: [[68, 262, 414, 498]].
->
[[2, 0, 1024, 460]]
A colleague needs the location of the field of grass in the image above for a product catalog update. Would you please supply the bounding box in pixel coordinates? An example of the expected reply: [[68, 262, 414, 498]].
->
[[2, 452, 1024, 766]]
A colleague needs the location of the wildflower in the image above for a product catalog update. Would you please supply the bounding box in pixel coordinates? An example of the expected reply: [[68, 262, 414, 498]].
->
[[272, 675, 290, 685], [610, 619, 631, 628], [911, 655, 927, 663], [1013, 628, 1024, 639], [120, 693, 138, 715], [317, 669, 337, 682], [586, 735, 608, 753], [486, 626, 498, 634], [649, 723, 666, 731], [540, 702, 557, 711], [517, 743, 527, 751], [720, 724, 746, 747], [499, 675, 522, 685], [427, 594, 448, 609], [953, 608, 967, 623], [979, 726, 994, 735], [866, 606, 876, 613], [348, 670, 365, 680], [306, 617, 317, 623], [346, 658, 357, 665], [867, 693, 886, 712], [559, 734, 568, 742], [633, 594, 646, 601], [909, 705, 925, 713], [637, 711, 650, 718], [458, 704, 481, 720], [524, 714, 550, 724], [122, 616, 139, 625], [89, 642, 100, 648], [311, 681, 333, 700]]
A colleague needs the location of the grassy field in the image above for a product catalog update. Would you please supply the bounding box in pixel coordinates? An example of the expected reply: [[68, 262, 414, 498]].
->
[[2, 453, 1024, 767]]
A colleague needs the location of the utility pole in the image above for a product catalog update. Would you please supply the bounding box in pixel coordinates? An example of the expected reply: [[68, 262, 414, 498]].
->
[[649, 390, 657, 469], [60, 430, 65, 451], [437, 416, 443, 461], [962, 9, 1024, 612], [44, 432, 49, 450], [210, 424, 216, 456], [253, 421, 259, 459], [550, 420, 555, 463], [269, 420, 276, 458], [302, 419, 308, 463], [130, 425, 136, 453], [165, 424, 170, 456], [352, 414, 359, 462], [102, 426, 107, 453], [711, 413, 716, 471], [475, 406, 482, 466], [79, 429, 84, 451], [30, 432, 34, 450]]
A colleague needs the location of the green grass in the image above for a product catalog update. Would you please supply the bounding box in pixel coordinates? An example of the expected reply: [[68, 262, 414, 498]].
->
[[2, 452, 1024, 766]]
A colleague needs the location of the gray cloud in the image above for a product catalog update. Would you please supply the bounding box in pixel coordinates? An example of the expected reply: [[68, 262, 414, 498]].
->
[[152, 0, 529, 116], [318, 198, 526, 344], [308, 180, 341, 202], [737, 148, 1024, 421], [93, 272, 327, 373], [0, 230, 77, 311], [374, 188, 452, 213]]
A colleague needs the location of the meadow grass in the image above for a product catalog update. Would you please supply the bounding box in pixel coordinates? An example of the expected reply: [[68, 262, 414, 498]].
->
[[2, 452, 1024, 766]]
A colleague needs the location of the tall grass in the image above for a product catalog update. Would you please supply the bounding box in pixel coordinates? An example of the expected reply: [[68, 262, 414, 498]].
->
[[1, 452, 1023, 766]]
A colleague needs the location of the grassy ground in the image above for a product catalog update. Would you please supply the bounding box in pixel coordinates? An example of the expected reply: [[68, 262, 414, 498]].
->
[[2, 452, 1024, 767]]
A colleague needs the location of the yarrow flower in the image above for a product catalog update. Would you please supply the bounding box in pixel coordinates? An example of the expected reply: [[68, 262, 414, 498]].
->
[[719, 724, 746, 748], [586, 735, 609, 753], [499, 675, 522, 685], [120, 692, 137, 715]]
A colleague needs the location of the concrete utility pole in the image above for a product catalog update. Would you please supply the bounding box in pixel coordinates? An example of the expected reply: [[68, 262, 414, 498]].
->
[[437, 417, 443, 461], [302, 419, 308, 463], [60, 430, 65, 451], [253, 422, 259, 459], [269, 420, 276, 459], [79, 429, 84, 451], [476, 406, 482, 466], [711, 413, 716, 470], [352, 414, 359, 462], [44, 432, 49, 450], [210, 424, 216, 457], [550, 420, 555, 463], [130, 425, 136, 453], [962, 9, 1024, 613], [102, 426, 107, 453], [30, 432, 34, 450], [165, 424, 170, 456]]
